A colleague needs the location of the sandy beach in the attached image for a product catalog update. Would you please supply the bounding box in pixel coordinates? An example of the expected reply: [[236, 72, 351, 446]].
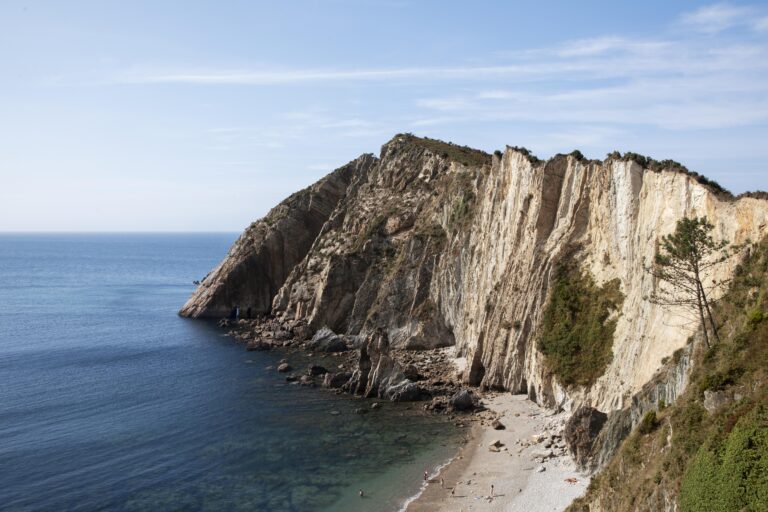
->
[[408, 394, 588, 512]]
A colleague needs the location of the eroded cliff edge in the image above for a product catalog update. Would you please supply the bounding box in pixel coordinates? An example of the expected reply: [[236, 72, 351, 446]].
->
[[181, 134, 768, 418]]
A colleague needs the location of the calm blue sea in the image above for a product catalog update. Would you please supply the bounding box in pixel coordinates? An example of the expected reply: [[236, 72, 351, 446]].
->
[[0, 234, 462, 512]]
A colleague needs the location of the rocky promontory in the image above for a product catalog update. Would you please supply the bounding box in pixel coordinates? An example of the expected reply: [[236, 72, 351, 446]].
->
[[181, 134, 768, 487]]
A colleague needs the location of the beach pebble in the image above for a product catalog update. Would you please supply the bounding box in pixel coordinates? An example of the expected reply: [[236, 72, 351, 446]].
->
[[537, 465, 546, 473]]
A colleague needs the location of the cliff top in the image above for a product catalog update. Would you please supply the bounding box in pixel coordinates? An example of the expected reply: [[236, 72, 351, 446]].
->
[[376, 134, 765, 202], [389, 133, 492, 167]]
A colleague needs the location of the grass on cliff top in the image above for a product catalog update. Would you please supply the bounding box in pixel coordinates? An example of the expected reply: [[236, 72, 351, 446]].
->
[[604, 151, 768, 201], [394, 133, 491, 167], [568, 237, 768, 512], [538, 263, 624, 388]]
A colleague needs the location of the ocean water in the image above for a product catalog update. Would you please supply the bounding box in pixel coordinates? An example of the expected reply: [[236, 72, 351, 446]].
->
[[0, 234, 463, 512]]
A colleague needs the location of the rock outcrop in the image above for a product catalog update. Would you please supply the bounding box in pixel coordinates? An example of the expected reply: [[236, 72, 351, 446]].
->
[[179, 154, 376, 318], [182, 133, 768, 422]]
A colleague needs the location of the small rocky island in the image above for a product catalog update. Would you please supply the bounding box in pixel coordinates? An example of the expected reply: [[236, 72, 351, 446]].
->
[[181, 134, 768, 511]]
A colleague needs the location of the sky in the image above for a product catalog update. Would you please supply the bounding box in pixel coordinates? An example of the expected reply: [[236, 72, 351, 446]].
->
[[2, 1, 768, 232]]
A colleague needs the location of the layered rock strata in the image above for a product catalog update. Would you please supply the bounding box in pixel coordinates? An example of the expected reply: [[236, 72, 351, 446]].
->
[[182, 134, 768, 424]]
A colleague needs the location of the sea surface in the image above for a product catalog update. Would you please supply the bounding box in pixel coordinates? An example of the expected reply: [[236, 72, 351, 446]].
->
[[0, 233, 463, 512]]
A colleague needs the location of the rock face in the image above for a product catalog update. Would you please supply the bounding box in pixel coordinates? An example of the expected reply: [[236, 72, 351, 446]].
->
[[182, 133, 768, 418], [179, 154, 376, 318], [564, 406, 609, 468]]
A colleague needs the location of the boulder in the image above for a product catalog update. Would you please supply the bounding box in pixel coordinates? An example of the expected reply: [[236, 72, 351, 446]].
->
[[307, 364, 328, 376], [246, 340, 272, 351], [489, 439, 504, 452], [491, 419, 506, 430], [309, 327, 348, 353], [384, 381, 423, 402], [274, 330, 292, 341], [277, 362, 292, 372], [564, 406, 608, 468], [322, 372, 352, 389], [449, 389, 477, 411], [293, 324, 313, 342], [299, 375, 315, 387], [402, 364, 421, 381], [703, 389, 732, 413]]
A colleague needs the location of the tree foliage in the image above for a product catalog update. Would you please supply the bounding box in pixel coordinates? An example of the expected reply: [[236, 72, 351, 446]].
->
[[648, 216, 730, 347]]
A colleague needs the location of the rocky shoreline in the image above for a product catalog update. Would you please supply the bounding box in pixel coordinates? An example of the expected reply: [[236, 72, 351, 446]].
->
[[220, 316, 483, 415]]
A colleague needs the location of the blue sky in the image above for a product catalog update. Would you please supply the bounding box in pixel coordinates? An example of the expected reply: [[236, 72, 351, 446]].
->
[[2, 1, 768, 231]]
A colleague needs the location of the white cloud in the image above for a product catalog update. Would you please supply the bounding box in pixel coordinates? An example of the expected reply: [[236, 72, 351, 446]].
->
[[680, 3, 755, 33]]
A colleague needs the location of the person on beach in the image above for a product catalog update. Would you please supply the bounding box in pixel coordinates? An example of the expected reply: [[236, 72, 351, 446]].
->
[[424, 470, 428, 481], [451, 486, 455, 497], [440, 477, 444, 488], [359, 489, 364, 498], [490, 484, 495, 498]]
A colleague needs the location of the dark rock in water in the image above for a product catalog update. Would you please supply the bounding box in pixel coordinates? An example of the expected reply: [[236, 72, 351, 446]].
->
[[308, 327, 348, 353], [355, 407, 369, 415], [371, 402, 381, 410], [449, 389, 478, 411], [246, 340, 271, 351], [285, 375, 298, 382], [307, 364, 328, 376], [277, 363, 292, 373], [491, 419, 506, 430], [564, 406, 608, 468], [299, 375, 315, 387], [323, 372, 352, 389]]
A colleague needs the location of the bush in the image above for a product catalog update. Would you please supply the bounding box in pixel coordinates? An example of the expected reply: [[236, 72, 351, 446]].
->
[[537, 263, 624, 387], [747, 308, 764, 326], [638, 411, 660, 435], [680, 406, 768, 511]]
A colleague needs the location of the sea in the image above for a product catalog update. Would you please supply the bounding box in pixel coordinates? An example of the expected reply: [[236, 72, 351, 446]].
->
[[0, 233, 464, 512]]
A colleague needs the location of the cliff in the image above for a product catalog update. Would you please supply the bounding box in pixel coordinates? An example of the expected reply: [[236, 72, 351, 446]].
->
[[568, 237, 768, 511], [181, 133, 768, 472]]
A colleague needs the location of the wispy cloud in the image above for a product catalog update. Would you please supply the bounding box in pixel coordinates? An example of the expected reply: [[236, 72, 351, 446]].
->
[[680, 2, 763, 33], [110, 3, 768, 140]]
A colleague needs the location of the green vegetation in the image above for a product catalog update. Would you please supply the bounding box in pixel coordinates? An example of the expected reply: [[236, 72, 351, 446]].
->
[[606, 150, 733, 198], [393, 133, 491, 167], [538, 263, 624, 387], [506, 145, 541, 164], [680, 406, 768, 512], [638, 411, 660, 435], [568, 237, 768, 512]]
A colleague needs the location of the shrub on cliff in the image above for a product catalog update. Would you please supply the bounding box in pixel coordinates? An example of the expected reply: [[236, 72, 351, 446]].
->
[[680, 406, 768, 512], [537, 263, 624, 387]]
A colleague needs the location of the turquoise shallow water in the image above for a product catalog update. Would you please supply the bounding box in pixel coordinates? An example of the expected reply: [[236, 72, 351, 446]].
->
[[0, 233, 463, 512]]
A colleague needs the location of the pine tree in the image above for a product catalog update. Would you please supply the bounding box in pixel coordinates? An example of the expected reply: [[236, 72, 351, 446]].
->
[[648, 216, 730, 347]]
